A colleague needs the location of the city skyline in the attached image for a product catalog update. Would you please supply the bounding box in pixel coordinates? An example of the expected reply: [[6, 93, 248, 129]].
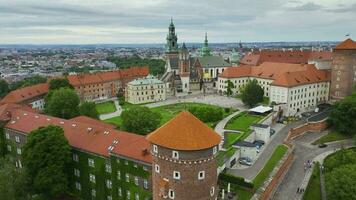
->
[[0, 0, 355, 44]]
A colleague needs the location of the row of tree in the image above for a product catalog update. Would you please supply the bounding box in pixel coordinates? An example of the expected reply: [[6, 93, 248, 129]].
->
[[0, 75, 47, 98], [107, 55, 165, 75]]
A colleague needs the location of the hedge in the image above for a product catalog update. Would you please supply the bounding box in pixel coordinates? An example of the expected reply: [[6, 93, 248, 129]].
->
[[218, 173, 254, 189]]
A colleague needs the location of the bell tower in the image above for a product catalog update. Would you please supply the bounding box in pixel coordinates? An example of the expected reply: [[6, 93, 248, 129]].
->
[[166, 18, 178, 58]]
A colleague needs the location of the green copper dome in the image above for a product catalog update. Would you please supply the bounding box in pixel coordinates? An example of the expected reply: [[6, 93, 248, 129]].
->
[[230, 48, 242, 63], [200, 32, 212, 57]]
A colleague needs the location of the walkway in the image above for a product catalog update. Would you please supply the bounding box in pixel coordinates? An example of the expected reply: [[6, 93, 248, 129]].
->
[[227, 121, 304, 181], [214, 110, 246, 142], [99, 100, 122, 120], [273, 132, 355, 200]]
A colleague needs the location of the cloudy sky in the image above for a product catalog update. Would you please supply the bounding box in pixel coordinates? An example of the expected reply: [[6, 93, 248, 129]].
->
[[0, 0, 355, 44]]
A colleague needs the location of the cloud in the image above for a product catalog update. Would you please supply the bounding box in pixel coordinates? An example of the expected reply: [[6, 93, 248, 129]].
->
[[0, 0, 355, 43]]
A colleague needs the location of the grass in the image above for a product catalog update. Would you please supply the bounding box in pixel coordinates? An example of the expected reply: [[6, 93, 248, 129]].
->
[[104, 102, 236, 129], [312, 131, 351, 145], [217, 148, 237, 167], [223, 132, 243, 149], [95, 101, 117, 114], [303, 162, 321, 200], [225, 112, 263, 132], [252, 144, 288, 188]]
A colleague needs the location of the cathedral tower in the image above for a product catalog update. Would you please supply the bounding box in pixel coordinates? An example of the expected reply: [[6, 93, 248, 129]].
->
[[179, 43, 190, 92], [147, 111, 221, 200], [166, 18, 179, 58], [201, 32, 212, 57]]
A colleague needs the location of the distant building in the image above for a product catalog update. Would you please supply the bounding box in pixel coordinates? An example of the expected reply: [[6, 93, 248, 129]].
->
[[147, 111, 221, 200], [0, 83, 49, 110], [161, 20, 231, 94], [218, 62, 330, 116], [126, 75, 166, 104], [330, 38, 356, 99], [67, 67, 149, 101]]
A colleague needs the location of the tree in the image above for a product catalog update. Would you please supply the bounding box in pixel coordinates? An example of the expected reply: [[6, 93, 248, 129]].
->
[[241, 79, 264, 107], [79, 102, 99, 119], [9, 75, 47, 91], [188, 106, 224, 123], [22, 125, 71, 199], [326, 164, 356, 200], [107, 55, 165, 75], [0, 156, 30, 200], [45, 88, 80, 119], [328, 93, 356, 135], [0, 79, 9, 98], [226, 80, 234, 97], [121, 106, 161, 135], [49, 78, 73, 90]]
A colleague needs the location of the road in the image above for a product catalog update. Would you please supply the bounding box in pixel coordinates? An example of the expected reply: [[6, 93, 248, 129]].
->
[[273, 132, 355, 200]]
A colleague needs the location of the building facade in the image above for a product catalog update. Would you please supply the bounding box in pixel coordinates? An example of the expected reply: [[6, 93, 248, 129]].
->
[[126, 75, 166, 104], [330, 38, 356, 99], [218, 62, 330, 116], [0, 104, 153, 200], [147, 111, 221, 200]]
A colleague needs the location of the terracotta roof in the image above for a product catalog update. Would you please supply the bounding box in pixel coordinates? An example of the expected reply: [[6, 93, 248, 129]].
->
[[219, 62, 330, 87], [0, 103, 38, 121], [70, 116, 116, 129], [0, 83, 49, 104], [272, 65, 330, 87], [146, 111, 221, 151], [68, 67, 149, 87], [4, 108, 151, 163], [334, 38, 356, 50], [240, 50, 331, 66]]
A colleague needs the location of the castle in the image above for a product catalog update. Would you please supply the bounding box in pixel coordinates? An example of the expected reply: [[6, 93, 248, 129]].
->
[[161, 19, 232, 94]]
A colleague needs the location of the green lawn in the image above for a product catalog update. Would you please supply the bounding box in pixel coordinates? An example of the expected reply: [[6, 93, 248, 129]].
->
[[104, 102, 236, 129], [303, 162, 321, 200], [225, 112, 263, 132], [253, 144, 288, 188], [223, 132, 243, 149], [312, 131, 351, 145], [95, 101, 117, 114]]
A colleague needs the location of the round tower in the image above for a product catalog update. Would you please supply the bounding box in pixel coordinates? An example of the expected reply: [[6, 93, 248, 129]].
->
[[147, 111, 221, 200]]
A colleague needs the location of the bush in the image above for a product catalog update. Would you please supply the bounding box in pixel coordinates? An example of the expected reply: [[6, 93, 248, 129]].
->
[[188, 106, 223, 123], [224, 107, 231, 113], [218, 173, 254, 189], [118, 96, 125, 106]]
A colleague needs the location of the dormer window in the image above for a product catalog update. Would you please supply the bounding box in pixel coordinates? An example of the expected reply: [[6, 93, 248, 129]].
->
[[172, 151, 179, 159]]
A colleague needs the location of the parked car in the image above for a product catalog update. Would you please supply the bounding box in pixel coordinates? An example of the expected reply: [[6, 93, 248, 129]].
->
[[318, 143, 328, 148], [253, 140, 265, 147], [239, 157, 252, 166]]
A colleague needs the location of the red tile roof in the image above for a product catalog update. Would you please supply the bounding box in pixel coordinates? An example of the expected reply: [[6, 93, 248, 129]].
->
[[0, 103, 38, 121], [0, 83, 49, 104], [240, 50, 331, 66], [219, 62, 330, 87], [146, 111, 221, 151], [70, 116, 116, 129], [4, 108, 151, 163], [334, 38, 356, 50], [68, 67, 149, 87]]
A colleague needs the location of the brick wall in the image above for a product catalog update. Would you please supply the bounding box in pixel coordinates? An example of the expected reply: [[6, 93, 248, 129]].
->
[[286, 119, 328, 142]]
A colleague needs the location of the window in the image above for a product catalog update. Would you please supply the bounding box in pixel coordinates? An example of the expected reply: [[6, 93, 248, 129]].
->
[[106, 180, 112, 189], [135, 193, 140, 200], [153, 145, 158, 153], [6, 145, 11, 152], [75, 182, 81, 190], [73, 154, 79, 162], [16, 148, 22, 155], [155, 164, 160, 173], [173, 171, 180, 180], [89, 174, 96, 183], [213, 146, 217, 155], [74, 169, 80, 177], [117, 171, 121, 180], [118, 187, 122, 196], [198, 171, 205, 180], [169, 189, 175, 199], [15, 136, 20, 143], [105, 164, 112, 173], [172, 151, 179, 159], [144, 179, 148, 189], [91, 189, 96, 197], [88, 158, 95, 167], [210, 186, 215, 196], [126, 173, 130, 182], [5, 133, 9, 139], [127, 191, 131, 200], [134, 176, 139, 185]]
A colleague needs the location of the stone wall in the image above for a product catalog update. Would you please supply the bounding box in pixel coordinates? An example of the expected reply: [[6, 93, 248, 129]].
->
[[286, 119, 328, 142]]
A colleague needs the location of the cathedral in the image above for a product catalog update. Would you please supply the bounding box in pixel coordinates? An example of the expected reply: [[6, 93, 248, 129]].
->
[[161, 19, 232, 94]]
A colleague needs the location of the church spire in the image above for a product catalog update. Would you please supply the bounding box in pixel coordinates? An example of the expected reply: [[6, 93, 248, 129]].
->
[[200, 32, 212, 57], [166, 18, 178, 53]]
